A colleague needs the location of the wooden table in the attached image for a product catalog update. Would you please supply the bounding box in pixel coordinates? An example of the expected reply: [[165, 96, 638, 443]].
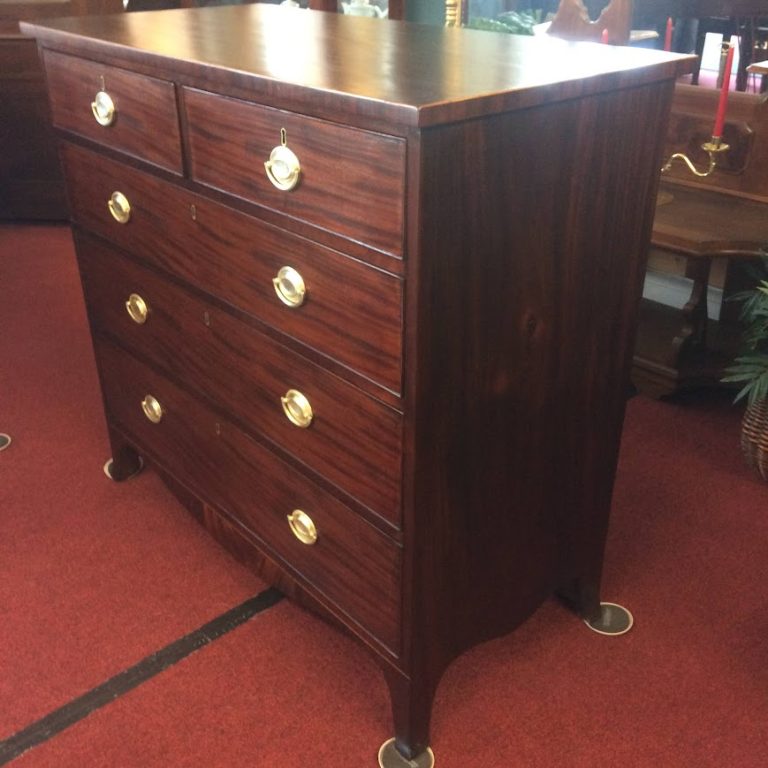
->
[[747, 57, 768, 90], [634, 182, 768, 398]]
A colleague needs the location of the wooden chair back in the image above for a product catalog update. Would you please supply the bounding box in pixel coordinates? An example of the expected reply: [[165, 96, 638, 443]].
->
[[547, 0, 632, 44]]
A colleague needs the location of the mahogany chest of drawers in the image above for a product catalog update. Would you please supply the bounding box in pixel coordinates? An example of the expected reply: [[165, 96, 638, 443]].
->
[[23, 7, 692, 765]]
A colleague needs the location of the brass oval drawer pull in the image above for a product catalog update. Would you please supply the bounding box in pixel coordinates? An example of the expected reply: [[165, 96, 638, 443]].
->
[[125, 293, 149, 324], [264, 128, 301, 191], [141, 394, 163, 424], [272, 266, 306, 308], [280, 389, 313, 428], [107, 191, 131, 224], [287, 509, 318, 545], [91, 90, 116, 127]]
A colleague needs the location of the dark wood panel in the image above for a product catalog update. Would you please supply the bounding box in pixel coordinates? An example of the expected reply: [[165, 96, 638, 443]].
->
[[184, 87, 405, 257], [0, 38, 66, 219], [387, 80, 676, 751], [0, 0, 123, 27], [0, 59, 56, 177], [77, 233, 404, 527], [60, 142, 404, 394], [94, 336, 402, 654], [632, 296, 743, 398], [0, 35, 41, 74], [0, 0, 124, 219], [43, 49, 183, 173], [190, 497, 404, 663]]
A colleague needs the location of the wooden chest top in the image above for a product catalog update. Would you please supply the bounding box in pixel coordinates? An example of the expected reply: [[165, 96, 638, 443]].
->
[[21, 4, 692, 129]]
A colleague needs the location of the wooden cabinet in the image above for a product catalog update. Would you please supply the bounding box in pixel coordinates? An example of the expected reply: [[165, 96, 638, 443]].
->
[[23, 7, 692, 764], [0, 0, 123, 220]]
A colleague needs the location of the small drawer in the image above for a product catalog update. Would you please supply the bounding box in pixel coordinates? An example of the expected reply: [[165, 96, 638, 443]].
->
[[77, 234, 403, 526], [96, 338, 401, 654], [183, 87, 405, 257], [42, 50, 182, 173], [61, 143, 402, 394]]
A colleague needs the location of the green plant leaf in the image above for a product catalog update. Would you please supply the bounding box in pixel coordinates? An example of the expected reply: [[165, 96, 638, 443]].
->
[[722, 247, 768, 404], [723, 356, 768, 404], [466, 9, 540, 35]]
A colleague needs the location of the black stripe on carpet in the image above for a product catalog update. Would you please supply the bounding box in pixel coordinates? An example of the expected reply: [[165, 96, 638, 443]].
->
[[0, 587, 283, 766]]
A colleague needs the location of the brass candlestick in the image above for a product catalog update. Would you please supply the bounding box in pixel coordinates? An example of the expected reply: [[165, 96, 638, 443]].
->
[[661, 135, 730, 178]]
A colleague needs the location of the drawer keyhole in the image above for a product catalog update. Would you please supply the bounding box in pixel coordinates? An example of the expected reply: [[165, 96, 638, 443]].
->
[[265, 128, 301, 191]]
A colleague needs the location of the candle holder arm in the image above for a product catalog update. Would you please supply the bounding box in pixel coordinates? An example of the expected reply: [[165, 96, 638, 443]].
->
[[661, 136, 730, 178]]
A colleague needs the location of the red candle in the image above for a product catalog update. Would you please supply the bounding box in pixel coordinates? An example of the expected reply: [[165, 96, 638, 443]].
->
[[713, 42, 735, 138], [663, 17, 673, 51], [601, 28, 608, 44]]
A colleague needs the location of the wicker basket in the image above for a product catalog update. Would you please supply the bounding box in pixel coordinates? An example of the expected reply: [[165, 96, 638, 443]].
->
[[741, 399, 768, 480]]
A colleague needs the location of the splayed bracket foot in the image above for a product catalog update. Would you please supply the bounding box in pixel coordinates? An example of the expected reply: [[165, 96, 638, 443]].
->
[[103, 456, 144, 482], [584, 602, 634, 636], [378, 739, 435, 768]]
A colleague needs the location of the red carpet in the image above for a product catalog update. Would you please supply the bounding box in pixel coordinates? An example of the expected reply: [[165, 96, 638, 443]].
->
[[2, 225, 767, 766], [0, 225, 265, 735]]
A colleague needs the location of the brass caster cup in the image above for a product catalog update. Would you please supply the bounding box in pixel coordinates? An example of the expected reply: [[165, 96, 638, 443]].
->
[[584, 602, 634, 636], [0, 433, 11, 451], [103, 456, 144, 481], [378, 738, 435, 768]]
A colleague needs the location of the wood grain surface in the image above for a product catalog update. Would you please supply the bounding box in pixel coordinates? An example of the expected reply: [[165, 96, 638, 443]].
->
[[77, 232, 404, 528], [94, 336, 402, 654], [61, 142, 404, 395], [184, 87, 405, 256], [27, 9, 692, 760], [22, 5, 693, 129], [44, 49, 183, 173]]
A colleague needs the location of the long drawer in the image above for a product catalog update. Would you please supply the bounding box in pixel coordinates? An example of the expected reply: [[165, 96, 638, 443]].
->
[[183, 87, 406, 257], [43, 50, 182, 174], [61, 142, 403, 395], [94, 337, 401, 654], [77, 234, 402, 526]]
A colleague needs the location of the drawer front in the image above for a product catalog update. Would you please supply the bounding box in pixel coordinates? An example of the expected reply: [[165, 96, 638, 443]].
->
[[43, 50, 182, 173], [95, 338, 401, 654], [61, 143, 403, 394], [183, 87, 405, 257], [77, 235, 403, 525]]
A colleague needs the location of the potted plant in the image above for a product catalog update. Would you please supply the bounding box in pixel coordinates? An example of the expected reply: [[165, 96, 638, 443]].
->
[[466, 9, 541, 35], [722, 251, 768, 479]]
